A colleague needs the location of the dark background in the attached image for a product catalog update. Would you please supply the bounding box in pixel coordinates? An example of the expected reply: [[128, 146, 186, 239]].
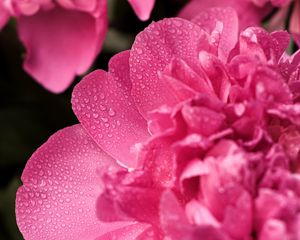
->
[[0, 1, 187, 239]]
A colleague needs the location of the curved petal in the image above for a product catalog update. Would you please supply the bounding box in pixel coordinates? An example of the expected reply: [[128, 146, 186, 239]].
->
[[130, 18, 210, 118], [179, 0, 271, 30], [16, 124, 130, 240], [267, 6, 289, 31], [192, 7, 239, 62], [0, 1, 9, 30], [290, 0, 300, 46], [72, 51, 149, 168], [95, 223, 152, 240], [17, 5, 107, 93], [127, 0, 155, 21], [57, 0, 98, 12]]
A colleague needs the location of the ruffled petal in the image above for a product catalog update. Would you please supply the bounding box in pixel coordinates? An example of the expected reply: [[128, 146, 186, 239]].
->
[[130, 18, 209, 118], [160, 190, 230, 240], [17, 5, 107, 93], [16, 124, 130, 240], [72, 51, 149, 168], [192, 7, 239, 62]]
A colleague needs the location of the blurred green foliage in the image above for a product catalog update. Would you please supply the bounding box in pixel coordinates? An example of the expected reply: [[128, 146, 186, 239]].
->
[[0, 1, 187, 239]]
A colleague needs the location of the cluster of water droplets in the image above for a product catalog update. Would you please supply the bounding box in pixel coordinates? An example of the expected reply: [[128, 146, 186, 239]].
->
[[16, 125, 110, 239]]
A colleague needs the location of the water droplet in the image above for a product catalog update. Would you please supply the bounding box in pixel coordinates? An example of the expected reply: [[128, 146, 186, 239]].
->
[[101, 117, 108, 123], [100, 104, 106, 111], [136, 48, 143, 54], [108, 108, 115, 117]]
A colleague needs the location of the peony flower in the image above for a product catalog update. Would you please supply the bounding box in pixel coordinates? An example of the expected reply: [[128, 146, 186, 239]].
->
[[0, 0, 155, 93], [179, 0, 300, 47], [16, 7, 300, 240]]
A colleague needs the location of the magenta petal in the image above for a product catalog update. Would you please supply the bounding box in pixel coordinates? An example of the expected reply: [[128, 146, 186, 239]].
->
[[130, 18, 209, 118], [179, 0, 271, 30], [72, 51, 149, 168], [17, 5, 107, 93], [16, 124, 129, 240], [0, 1, 9, 30], [192, 7, 239, 62], [159, 190, 190, 238], [181, 104, 225, 136], [290, 0, 300, 46], [185, 200, 220, 227], [160, 191, 229, 240], [95, 223, 151, 240], [198, 51, 231, 101], [162, 57, 214, 96], [268, 6, 289, 31], [127, 0, 155, 21], [259, 219, 287, 240]]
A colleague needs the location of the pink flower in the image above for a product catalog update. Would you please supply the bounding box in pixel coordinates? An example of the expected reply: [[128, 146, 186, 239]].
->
[[0, 0, 155, 93], [16, 7, 300, 240]]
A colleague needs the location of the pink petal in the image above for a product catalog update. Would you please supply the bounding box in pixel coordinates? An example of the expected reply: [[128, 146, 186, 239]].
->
[[201, 141, 253, 237], [0, 1, 9, 29], [130, 18, 209, 118], [248, 67, 292, 104], [147, 106, 174, 135], [239, 27, 290, 63], [159, 190, 190, 238], [198, 51, 231, 101], [268, 104, 300, 126], [192, 7, 239, 62], [58, 0, 98, 12], [268, 6, 289, 31], [17, 5, 107, 93], [259, 219, 287, 240], [222, 191, 253, 239], [97, 169, 163, 225], [162, 57, 215, 97], [270, 0, 292, 7], [254, 189, 286, 229], [158, 72, 198, 103], [185, 200, 220, 227], [16, 124, 130, 240], [160, 190, 230, 240], [178, 0, 271, 30], [95, 223, 151, 240], [290, 0, 300, 46], [127, 0, 155, 21], [97, 181, 162, 225], [181, 104, 225, 136], [72, 51, 149, 168], [139, 136, 176, 187], [180, 159, 210, 185]]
